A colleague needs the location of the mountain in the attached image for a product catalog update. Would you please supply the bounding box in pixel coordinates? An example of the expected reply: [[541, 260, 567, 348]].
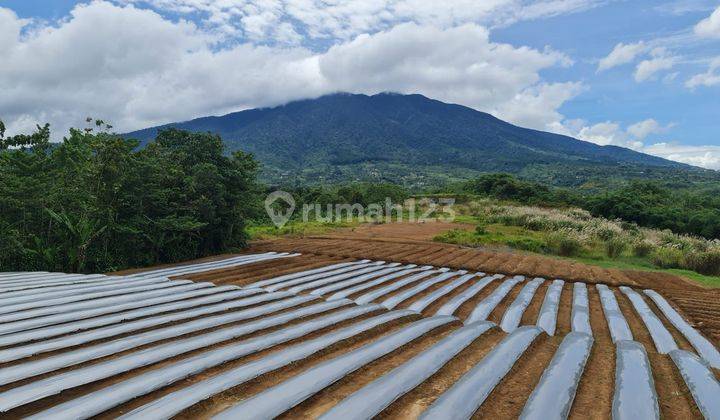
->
[[125, 92, 716, 187]]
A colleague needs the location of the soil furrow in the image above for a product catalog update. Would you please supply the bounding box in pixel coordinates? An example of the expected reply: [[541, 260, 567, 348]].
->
[[569, 286, 614, 419], [616, 292, 699, 419], [279, 322, 460, 418], [379, 327, 506, 419], [473, 333, 560, 419]]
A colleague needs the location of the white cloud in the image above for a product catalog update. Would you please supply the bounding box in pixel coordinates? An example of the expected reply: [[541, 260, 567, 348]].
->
[[575, 121, 643, 149], [644, 142, 720, 169], [627, 118, 671, 139], [686, 57, 720, 88], [494, 81, 585, 133], [0, 2, 578, 139], [597, 41, 646, 72], [694, 5, 720, 38], [655, 0, 718, 16], [568, 119, 720, 170], [122, 0, 607, 42], [571, 118, 668, 151], [634, 48, 677, 82]]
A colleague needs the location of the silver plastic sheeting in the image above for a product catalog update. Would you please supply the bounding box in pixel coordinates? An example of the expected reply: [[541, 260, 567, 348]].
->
[[0, 274, 109, 293], [243, 260, 370, 289], [119, 310, 415, 420], [612, 340, 659, 420], [126, 252, 297, 279], [327, 269, 436, 301], [0, 273, 91, 289], [310, 265, 424, 297], [465, 276, 523, 324], [0, 294, 314, 386], [407, 273, 480, 313], [0, 285, 239, 345], [264, 261, 384, 292], [0, 282, 213, 335], [0, 298, 346, 411], [668, 349, 720, 419], [0, 277, 168, 307], [287, 263, 403, 294], [619, 287, 677, 354], [499, 278, 545, 332], [320, 321, 495, 420], [0, 275, 160, 300], [0, 289, 273, 363], [519, 332, 593, 419], [420, 326, 543, 420], [121, 254, 273, 278], [644, 289, 720, 368], [596, 285, 633, 342], [213, 316, 457, 420], [0, 273, 102, 287], [434, 275, 504, 316], [571, 282, 592, 336], [0, 280, 196, 323], [353, 268, 450, 305], [380, 271, 464, 310], [0, 280, 189, 315], [29, 304, 386, 420], [535, 279, 564, 336], [0, 272, 51, 281]]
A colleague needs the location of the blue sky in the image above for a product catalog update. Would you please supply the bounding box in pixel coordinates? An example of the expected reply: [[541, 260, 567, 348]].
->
[[1, 0, 720, 168]]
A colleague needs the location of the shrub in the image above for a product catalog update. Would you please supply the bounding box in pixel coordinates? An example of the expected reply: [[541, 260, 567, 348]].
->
[[434, 229, 479, 246], [632, 240, 655, 258], [651, 247, 684, 269], [682, 250, 720, 276], [505, 238, 547, 253], [547, 232, 584, 257], [475, 224, 488, 235], [605, 237, 628, 259], [596, 227, 618, 241]]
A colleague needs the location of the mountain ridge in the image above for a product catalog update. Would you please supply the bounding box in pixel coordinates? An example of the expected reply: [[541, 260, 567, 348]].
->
[[125, 92, 712, 187]]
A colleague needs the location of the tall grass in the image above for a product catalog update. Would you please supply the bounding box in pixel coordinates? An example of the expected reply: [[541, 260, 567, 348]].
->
[[455, 200, 720, 275]]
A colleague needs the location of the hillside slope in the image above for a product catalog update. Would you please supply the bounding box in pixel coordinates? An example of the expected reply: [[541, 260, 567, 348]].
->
[[126, 93, 715, 186]]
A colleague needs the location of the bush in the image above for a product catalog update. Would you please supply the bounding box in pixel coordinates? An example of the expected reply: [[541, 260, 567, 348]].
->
[[632, 240, 655, 258], [605, 237, 628, 259], [682, 250, 720, 276], [475, 224, 487, 235], [505, 237, 547, 253], [547, 232, 584, 257], [651, 247, 684, 269], [434, 229, 479, 246]]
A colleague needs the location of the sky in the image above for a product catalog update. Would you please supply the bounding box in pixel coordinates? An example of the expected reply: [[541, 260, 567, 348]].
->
[[1, 1, 720, 169]]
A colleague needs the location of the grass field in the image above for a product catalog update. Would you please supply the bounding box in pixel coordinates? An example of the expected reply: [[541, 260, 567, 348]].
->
[[434, 217, 720, 288]]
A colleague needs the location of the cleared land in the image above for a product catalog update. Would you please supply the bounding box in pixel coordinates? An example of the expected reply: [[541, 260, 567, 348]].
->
[[0, 237, 718, 419]]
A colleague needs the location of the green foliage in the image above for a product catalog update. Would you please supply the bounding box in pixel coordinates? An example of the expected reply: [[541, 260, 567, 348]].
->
[[0, 122, 259, 273], [604, 237, 628, 259], [461, 173, 576, 206], [505, 237, 547, 253], [682, 250, 720, 276], [546, 232, 584, 257], [632, 240, 655, 258], [456, 174, 720, 241], [651, 247, 684, 269], [586, 181, 720, 239]]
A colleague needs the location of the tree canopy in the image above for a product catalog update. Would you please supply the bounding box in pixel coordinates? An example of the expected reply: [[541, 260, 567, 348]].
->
[[0, 121, 259, 272]]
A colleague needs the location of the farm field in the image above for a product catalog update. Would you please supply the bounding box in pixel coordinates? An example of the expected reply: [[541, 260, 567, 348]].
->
[[0, 241, 718, 419]]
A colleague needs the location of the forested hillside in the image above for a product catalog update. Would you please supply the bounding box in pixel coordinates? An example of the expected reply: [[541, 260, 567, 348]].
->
[[125, 93, 720, 187]]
